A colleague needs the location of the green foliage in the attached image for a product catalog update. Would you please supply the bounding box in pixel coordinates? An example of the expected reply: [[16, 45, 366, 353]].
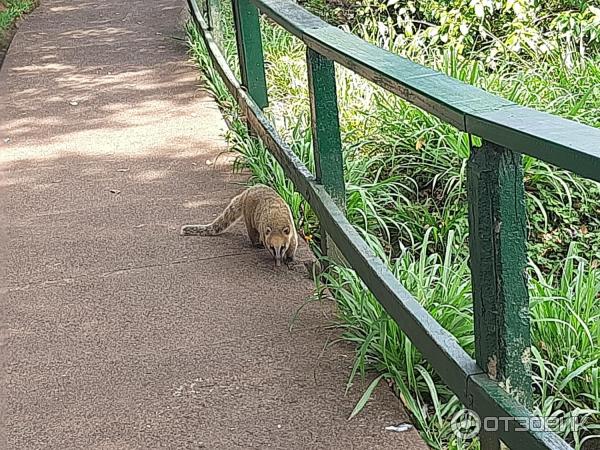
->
[[185, 2, 600, 447], [0, 0, 36, 34], [346, 0, 600, 64]]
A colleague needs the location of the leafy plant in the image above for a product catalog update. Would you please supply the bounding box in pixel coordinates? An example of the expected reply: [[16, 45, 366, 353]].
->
[[0, 0, 37, 35]]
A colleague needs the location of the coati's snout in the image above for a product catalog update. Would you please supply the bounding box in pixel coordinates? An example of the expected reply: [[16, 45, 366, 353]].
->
[[265, 226, 291, 266]]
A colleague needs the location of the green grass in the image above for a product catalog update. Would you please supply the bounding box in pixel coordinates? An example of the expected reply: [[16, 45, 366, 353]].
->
[[186, 7, 600, 449], [0, 0, 36, 40]]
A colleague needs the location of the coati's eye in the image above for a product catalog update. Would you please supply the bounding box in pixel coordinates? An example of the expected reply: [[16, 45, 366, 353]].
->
[[265, 227, 272, 235], [283, 227, 290, 235]]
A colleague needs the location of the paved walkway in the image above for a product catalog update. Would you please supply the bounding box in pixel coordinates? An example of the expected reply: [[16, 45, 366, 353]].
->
[[1, 0, 426, 448]]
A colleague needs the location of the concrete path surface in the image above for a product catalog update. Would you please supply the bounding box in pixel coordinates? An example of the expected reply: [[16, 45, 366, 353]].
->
[[1, 0, 427, 448]]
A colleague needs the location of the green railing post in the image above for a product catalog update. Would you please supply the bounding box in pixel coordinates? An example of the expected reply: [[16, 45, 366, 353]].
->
[[231, 0, 268, 109], [467, 140, 533, 449], [306, 48, 345, 258]]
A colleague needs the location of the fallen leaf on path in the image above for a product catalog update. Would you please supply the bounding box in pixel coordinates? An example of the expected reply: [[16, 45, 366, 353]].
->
[[109, 189, 121, 194], [116, 168, 129, 172], [69, 101, 78, 106]]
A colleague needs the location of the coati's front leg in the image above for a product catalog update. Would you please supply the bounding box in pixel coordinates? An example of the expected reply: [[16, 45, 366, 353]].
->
[[285, 236, 298, 263], [244, 217, 262, 247]]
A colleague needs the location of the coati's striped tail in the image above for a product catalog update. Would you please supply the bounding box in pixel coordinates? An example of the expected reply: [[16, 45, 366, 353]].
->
[[180, 191, 245, 236]]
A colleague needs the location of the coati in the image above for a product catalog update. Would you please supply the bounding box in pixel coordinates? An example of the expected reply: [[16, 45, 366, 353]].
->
[[181, 185, 298, 266]]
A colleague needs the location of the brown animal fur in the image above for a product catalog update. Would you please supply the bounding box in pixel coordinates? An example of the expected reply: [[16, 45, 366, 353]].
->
[[181, 185, 298, 266]]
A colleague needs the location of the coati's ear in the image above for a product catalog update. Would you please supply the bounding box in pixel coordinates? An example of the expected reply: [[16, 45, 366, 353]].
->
[[265, 227, 272, 235], [283, 227, 290, 235]]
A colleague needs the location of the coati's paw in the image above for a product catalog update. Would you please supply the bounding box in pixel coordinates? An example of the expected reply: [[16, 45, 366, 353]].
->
[[283, 254, 295, 267]]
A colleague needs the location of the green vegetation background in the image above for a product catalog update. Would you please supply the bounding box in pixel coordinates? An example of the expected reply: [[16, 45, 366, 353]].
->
[[0, 0, 37, 35]]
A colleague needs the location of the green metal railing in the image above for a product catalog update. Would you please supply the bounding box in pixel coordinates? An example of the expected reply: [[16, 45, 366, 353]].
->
[[187, 0, 600, 448]]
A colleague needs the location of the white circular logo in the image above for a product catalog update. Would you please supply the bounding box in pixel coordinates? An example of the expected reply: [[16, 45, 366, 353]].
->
[[451, 409, 481, 439]]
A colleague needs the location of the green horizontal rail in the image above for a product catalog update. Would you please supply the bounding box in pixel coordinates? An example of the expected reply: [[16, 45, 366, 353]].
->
[[251, 0, 600, 184], [187, 3, 575, 449]]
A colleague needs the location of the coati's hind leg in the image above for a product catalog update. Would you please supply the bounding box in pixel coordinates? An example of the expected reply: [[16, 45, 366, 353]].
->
[[244, 217, 261, 247]]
